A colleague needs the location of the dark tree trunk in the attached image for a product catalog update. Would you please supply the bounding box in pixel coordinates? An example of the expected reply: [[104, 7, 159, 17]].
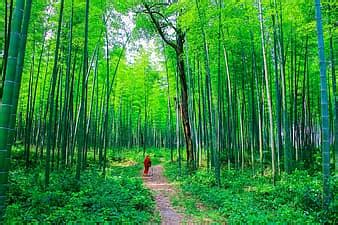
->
[[176, 32, 194, 164]]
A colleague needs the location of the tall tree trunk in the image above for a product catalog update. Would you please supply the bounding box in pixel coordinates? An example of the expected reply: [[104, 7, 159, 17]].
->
[[163, 45, 173, 162], [76, 0, 89, 180], [0, 0, 25, 215], [272, 11, 282, 175], [103, 23, 109, 176], [276, 0, 291, 173], [0, 0, 13, 99], [258, 0, 276, 184], [314, 0, 331, 210], [176, 33, 194, 166], [62, 0, 74, 168], [328, 0, 337, 174], [47, 0, 64, 186]]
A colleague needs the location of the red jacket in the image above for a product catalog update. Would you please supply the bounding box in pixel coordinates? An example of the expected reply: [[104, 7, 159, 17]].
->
[[144, 156, 151, 168]]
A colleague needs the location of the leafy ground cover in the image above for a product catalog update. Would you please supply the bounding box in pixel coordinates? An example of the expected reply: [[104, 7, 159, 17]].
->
[[4, 147, 159, 223], [164, 161, 337, 224], [4, 147, 337, 223]]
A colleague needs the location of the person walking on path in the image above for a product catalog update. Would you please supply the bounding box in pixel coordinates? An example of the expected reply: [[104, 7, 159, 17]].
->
[[143, 155, 152, 176]]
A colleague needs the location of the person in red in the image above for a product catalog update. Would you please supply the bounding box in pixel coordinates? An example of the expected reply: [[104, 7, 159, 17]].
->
[[143, 155, 152, 176]]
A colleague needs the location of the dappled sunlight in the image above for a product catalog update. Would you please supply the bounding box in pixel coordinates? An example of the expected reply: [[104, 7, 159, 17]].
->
[[110, 160, 137, 167]]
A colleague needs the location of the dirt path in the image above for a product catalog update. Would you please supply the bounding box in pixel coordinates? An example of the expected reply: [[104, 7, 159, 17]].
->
[[143, 165, 192, 225]]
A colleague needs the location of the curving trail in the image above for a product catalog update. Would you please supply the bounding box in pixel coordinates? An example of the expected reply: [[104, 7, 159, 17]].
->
[[142, 165, 192, 225]]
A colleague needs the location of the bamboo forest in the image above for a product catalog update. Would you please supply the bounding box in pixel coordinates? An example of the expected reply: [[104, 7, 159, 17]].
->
[[0, 0, 337, 223]]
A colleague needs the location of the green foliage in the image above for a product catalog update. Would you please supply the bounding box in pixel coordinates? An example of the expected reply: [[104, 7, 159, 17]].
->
[[4, 156, 157, 223], [164, 162, 337, 224]]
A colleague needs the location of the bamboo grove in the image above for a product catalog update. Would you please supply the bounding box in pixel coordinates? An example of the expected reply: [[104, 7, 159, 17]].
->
[[0, 0, 336, 216]]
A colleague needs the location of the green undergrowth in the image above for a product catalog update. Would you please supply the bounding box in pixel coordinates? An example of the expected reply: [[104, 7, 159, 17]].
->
[[120, 147, 170, 166], [164, 161, 337, 224], [4, 147, 160, 223], [7, 147, 336, 223]]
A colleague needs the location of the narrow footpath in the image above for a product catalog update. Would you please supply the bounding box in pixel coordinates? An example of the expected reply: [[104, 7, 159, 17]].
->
[[142, 165, 193, 225]]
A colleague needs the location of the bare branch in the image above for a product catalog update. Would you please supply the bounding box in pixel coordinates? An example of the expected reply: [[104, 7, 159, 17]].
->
[[143, 3, 178, 51], [151, 10, 178, 33]]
